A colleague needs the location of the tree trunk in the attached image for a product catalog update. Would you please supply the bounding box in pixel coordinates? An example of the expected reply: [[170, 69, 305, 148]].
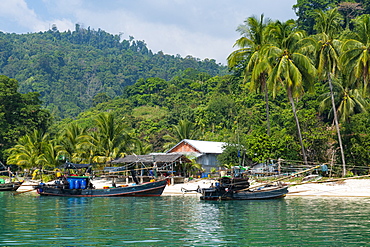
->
[[328, 75, 346, 177], [288, 90, 308, 166], [261, 74, 271, 136], [263, 79, 271, 136]]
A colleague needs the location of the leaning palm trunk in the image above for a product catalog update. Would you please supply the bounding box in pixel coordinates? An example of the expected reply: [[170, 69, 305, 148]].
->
[[328, 75, 346, 177], [288, 90, 308, 166]]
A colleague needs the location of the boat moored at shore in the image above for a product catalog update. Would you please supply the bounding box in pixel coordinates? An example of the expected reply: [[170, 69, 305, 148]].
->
[[34, 176, 168, 197], [0, 180, 24, 191], [183, 176, 288, 200]]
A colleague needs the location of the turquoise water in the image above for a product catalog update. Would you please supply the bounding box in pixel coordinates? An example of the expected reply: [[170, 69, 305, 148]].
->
[[1, 192, 370, 246]]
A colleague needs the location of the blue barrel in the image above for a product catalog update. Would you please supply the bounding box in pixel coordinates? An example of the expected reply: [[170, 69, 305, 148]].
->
[[80, 179, 87, 189], [67, 178, 74, 189], [38, 182, 45, 193], [74, 179, 80, 189]]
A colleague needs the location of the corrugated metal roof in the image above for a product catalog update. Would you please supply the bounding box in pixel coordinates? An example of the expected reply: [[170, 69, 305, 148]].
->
[[167, 139, 226, 154]]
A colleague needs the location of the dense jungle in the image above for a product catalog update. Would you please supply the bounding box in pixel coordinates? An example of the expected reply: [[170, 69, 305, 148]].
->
[[1, 0, 370, 177]]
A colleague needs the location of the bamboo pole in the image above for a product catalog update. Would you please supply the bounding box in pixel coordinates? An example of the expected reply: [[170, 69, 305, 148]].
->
[[100, 166, 157, 175], [13, 188, 36, 196], [241, 165, 322, 191]]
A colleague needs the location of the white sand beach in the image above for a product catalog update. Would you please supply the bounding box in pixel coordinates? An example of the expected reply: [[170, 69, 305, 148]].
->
[[14, 177, 370, 197], [163, 178, 370, 197], [287, 179, 370, 197]]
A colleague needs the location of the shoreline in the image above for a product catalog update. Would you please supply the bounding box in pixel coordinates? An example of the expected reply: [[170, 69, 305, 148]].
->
[[162, 178, 370, 197], [14, 178, 370, 197]]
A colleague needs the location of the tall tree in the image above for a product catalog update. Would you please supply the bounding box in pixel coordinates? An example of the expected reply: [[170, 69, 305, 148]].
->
[[338, 2, 364, 29], [319, 76, 368, 123], [228, 14, 273, 135], [0, 75, 50, 161], [341, 14, 370, 93], [314, 8, 347, 176], [265, 21, 317, 166], [293, 0, 339, 34]]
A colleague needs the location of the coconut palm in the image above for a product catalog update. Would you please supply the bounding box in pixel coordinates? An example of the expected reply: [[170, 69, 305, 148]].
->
[[164, 119, 200, 150], [228, 14, 273, 135], [313, 8, 347, 176], [58, 122, 89, 163], [87, 112, 133, 163], [132, 139, 152, 155], [43, 140, 65, 169], [6, 130, 49, 169], [265, 21, 317, 166], [341, 14, 370, 94], [319, 76, 368, 123]]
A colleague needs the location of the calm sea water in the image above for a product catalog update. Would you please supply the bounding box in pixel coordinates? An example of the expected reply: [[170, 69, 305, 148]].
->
[[1, 192, 370, 246]]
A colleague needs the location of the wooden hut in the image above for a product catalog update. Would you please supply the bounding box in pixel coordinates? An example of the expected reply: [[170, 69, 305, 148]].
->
[[166, 139, 226, 172]]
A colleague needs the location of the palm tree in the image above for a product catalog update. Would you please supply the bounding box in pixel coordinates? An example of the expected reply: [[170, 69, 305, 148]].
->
[[314, 8, 347, 176], [163, 119, 200, 151], [341, 14, 370, 93], [228, 14, 273, 135], [43, 140, 65, 169], [6, 130, 49, 170], [58, 122, 89, 163], [265, 22, 317, 166], [319, 76, 368, 123], [132, 140, 152, 155], [88, 112, 133, 163]]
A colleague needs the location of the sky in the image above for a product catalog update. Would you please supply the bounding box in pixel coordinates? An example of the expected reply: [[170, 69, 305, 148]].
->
[[0, 0, 297, 65]]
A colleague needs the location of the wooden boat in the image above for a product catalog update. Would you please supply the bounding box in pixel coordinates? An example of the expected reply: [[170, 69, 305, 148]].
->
[[200, 184, 288, 200], [186, 176, 288, 200], [0, 180, 24, 191], [34, 176, 168, 197]]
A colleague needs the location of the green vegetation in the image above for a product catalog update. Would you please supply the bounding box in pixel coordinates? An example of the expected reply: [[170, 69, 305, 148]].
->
[[2, 3, 370, 177], [0, 25, 227, 119]]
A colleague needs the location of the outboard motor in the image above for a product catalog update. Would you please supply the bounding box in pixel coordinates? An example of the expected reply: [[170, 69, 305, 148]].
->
[[130, 169, 140, 185], [37, 182, 45, 193]]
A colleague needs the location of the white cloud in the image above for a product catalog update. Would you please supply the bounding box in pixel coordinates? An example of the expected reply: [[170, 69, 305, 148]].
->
[[0, 0, 47, 31], [0, 0, 297, 64]]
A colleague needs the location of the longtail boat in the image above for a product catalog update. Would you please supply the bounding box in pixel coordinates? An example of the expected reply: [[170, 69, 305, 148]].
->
[[183, 176, 288, 200], [34, 176, 168, 197], [0, 180, 24, 191]]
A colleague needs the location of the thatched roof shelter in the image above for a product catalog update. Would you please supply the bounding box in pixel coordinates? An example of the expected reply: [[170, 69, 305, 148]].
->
[[107, 154, 192, 174], [110, 153, 191, 165]]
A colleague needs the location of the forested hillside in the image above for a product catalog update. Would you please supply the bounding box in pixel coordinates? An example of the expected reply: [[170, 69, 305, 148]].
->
[[0, 25, 227, 119], [2, 2, 370, 177]]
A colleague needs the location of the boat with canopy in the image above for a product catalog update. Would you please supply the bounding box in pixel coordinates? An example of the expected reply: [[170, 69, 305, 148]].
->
[[34, 162, 168, 197]]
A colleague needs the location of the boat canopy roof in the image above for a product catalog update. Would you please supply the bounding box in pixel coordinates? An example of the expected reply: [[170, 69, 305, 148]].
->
[[109, 153, 192, 164], [60, 163, 92, 169]]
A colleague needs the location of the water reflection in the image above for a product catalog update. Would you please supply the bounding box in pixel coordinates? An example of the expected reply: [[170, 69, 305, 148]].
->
[[1, 193, 370, 246]]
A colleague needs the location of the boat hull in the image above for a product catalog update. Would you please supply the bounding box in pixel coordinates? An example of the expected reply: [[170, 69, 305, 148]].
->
[[0, 181, 23, 191], [36, 179, 168, 197], [200, 186, 288, 200]]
